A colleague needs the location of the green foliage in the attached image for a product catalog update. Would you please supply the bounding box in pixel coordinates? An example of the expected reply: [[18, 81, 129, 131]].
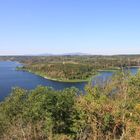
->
[[23, 63, 96, 81], [1, 71, 140, 139], [102, 113, 115, 133]]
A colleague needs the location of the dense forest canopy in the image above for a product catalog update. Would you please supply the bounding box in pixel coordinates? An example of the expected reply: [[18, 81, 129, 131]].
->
[[1, 55, 140, 81], [0, 71, 140, 139], [1, 55, 140, 67]]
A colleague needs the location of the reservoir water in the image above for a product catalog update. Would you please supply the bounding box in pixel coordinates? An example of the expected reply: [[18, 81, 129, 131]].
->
[[0, 61, 139, 101]]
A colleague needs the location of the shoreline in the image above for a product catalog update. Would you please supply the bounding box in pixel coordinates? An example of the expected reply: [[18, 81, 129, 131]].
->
[[18, 68, 93, 83], [17, 65, 140, 83]]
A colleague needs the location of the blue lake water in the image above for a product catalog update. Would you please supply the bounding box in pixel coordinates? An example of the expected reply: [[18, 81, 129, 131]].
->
[[0, 61, 139, 101]]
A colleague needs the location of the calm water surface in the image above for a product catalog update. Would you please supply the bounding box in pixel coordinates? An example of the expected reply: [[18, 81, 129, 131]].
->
[[0, 61, 139, 100]]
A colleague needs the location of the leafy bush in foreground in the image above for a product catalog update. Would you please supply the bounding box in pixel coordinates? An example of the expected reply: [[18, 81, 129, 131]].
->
[[0, 72, 140, 140]]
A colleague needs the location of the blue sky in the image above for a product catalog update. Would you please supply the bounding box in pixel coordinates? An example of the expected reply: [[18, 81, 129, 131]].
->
[[0, 0, 140, 55]]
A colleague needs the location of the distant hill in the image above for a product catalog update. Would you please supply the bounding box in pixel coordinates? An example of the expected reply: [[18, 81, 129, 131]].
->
[[39, 52, 91, 56], [61, 52, 91, 56], [38, 53, 54, 56]]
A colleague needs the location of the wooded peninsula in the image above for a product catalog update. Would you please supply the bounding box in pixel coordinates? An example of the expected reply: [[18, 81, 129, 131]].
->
[[1, 55, 140, 82]]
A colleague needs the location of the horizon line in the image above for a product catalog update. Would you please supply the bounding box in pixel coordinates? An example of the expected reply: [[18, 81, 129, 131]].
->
[[0, 53, 140, 56]]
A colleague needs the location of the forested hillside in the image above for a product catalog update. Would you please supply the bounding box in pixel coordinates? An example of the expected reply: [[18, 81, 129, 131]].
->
[[20, 63, 96, 81], [2, 55, 139, 82], [1, 71, 140, 140]]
